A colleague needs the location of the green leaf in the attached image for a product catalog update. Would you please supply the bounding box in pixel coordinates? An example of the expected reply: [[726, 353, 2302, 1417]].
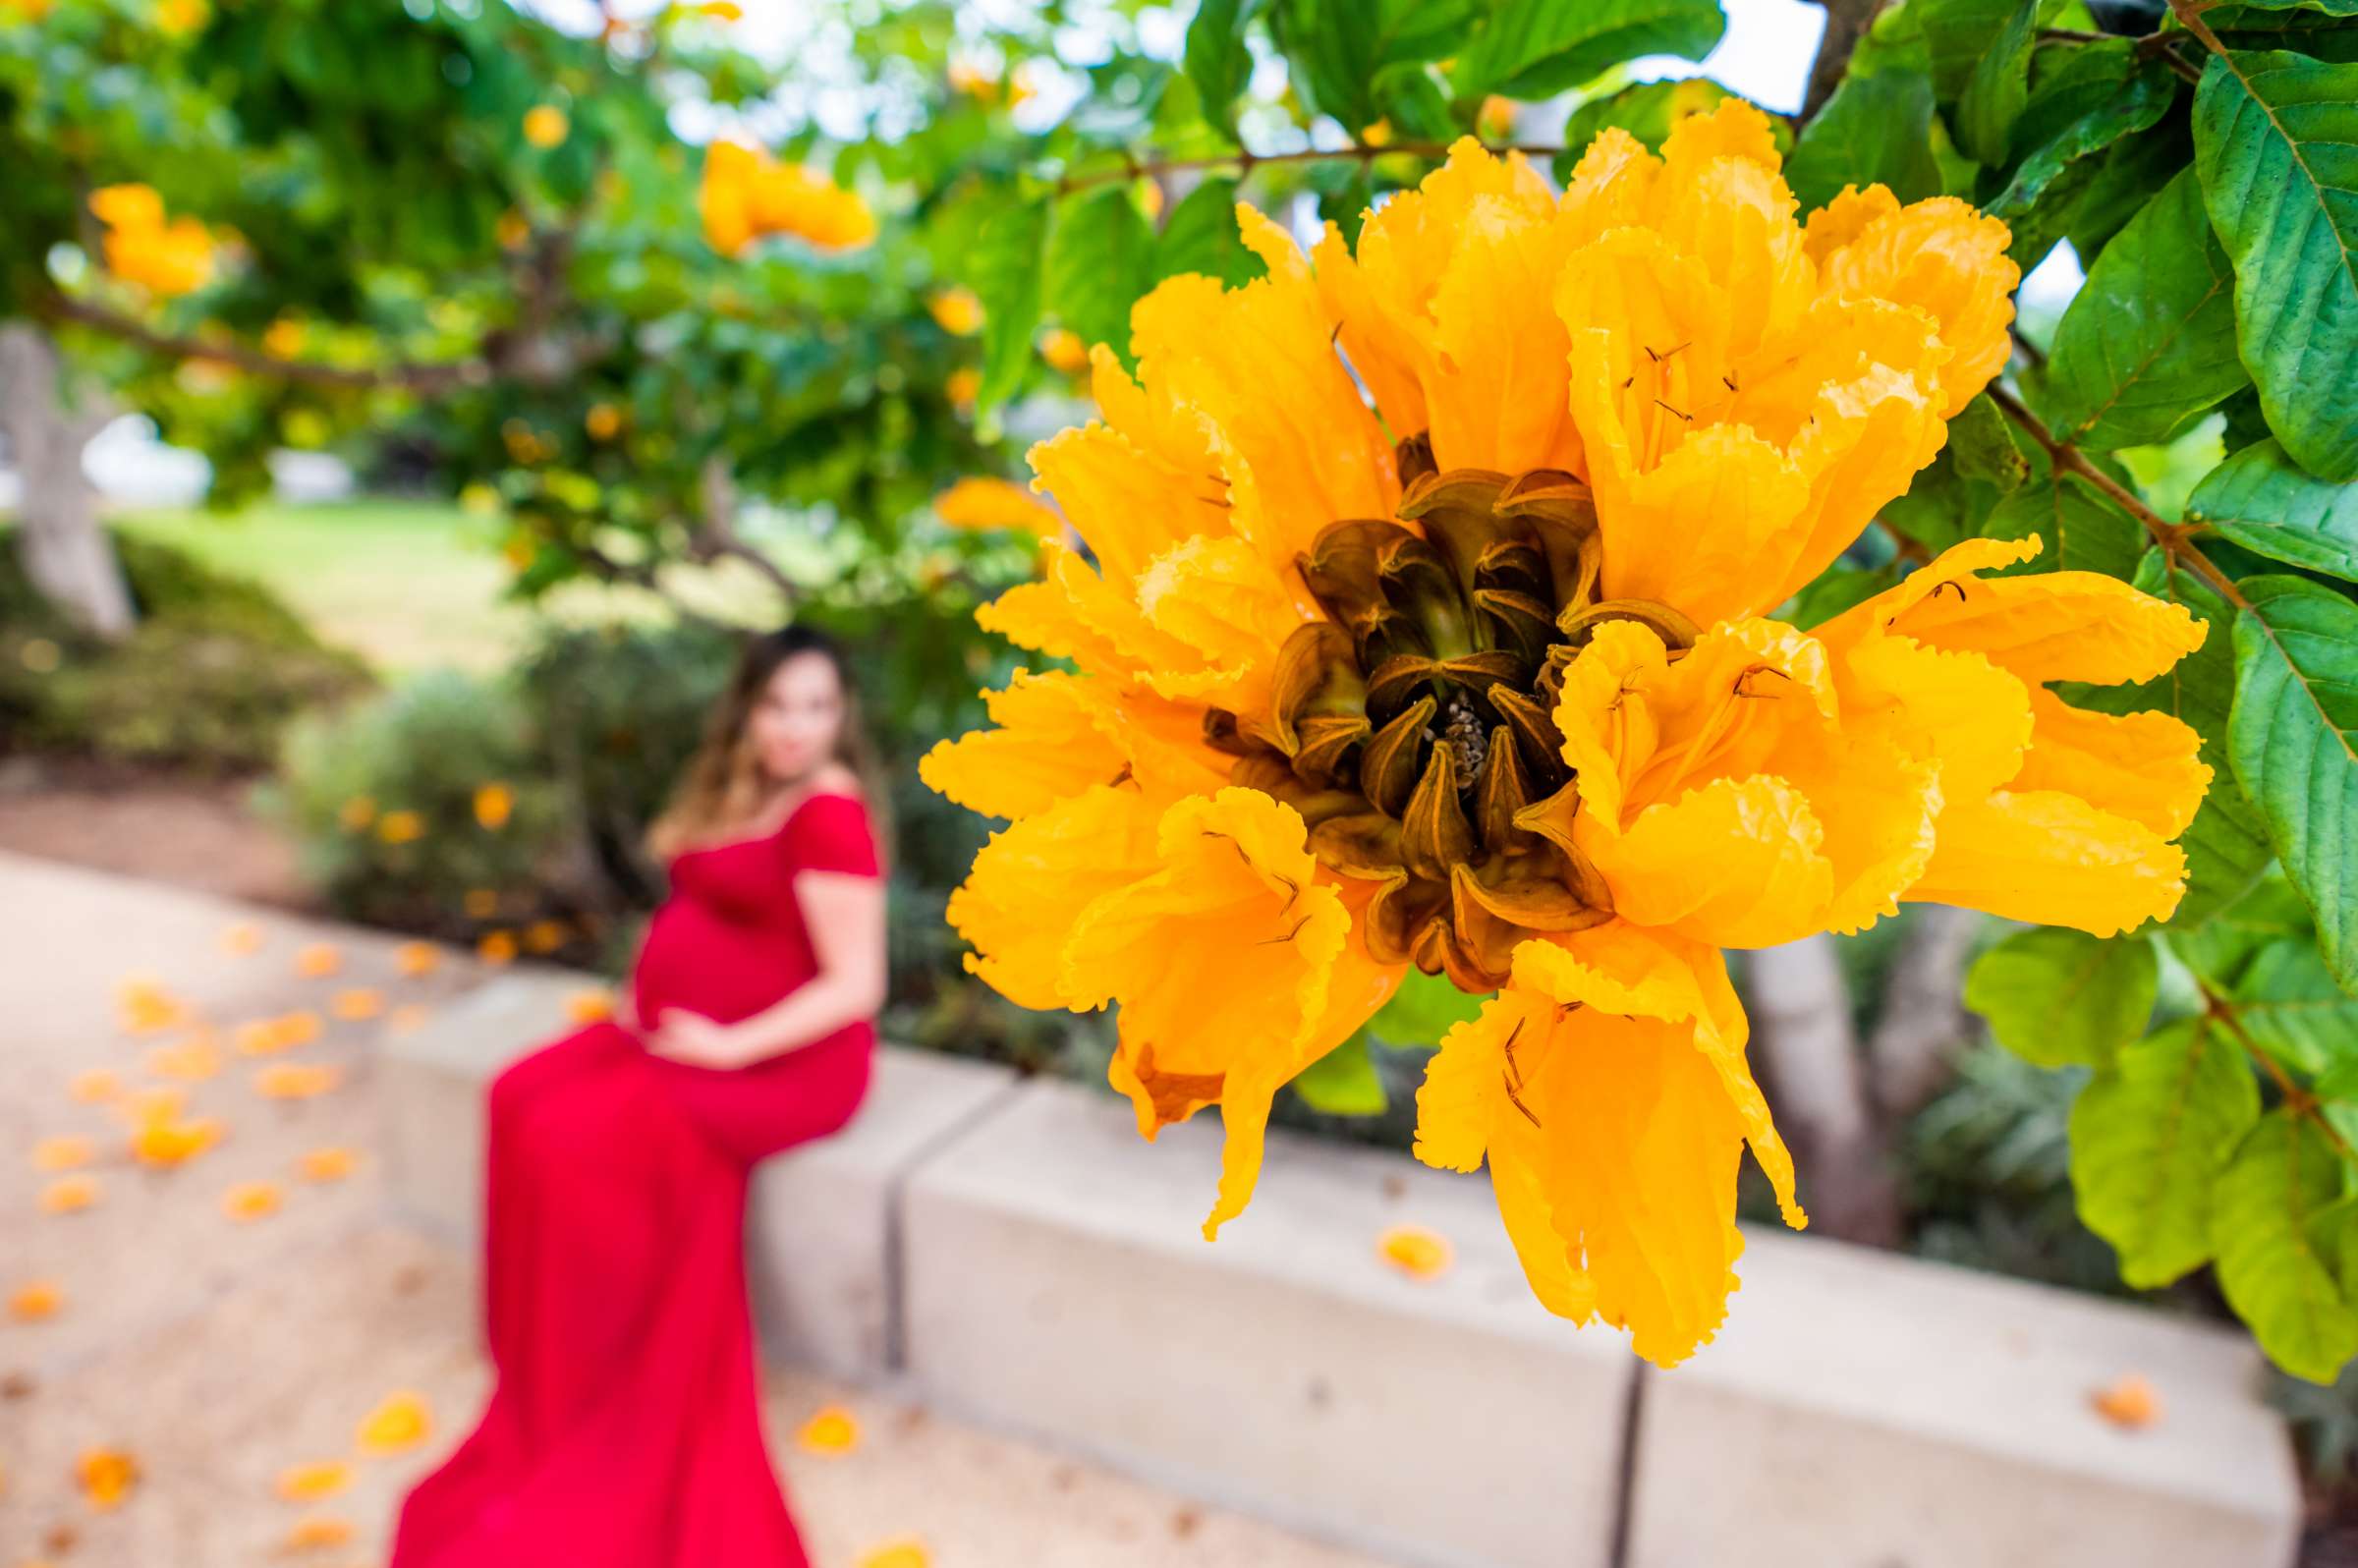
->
[[1366, 968, 1488, 1047], [2061, 551, 2274, 927], [1268, 0, 1480, 132], [1786, 69, 1941, 212], [2170, 870, 2319, 989], [2231, 576, 2358, 989], [970, 193, 1051, 413], [2193, 50, 2358, 481], [2235, 938, 2358, 1076], [2213, 1108, 2358, 1383], [1455, 0, 1727, 100], [1985, 53, 2178, 269], [2069, 1017, 2260, 1286], [1553, 77, 1774, 180], [2043, 169, 2250, 451], [1956, 0, 2039, 165], [1153, 176, 1266, 288], [2188, 439, 2358, 583], [1900, 0, 2032, 100], [1045, 188, 1154, 367], [1783, 564, 1898, 629], [1965, 926, 2159, 1068], [1290, 1031, 1388, 1115], [1948, 391, 2031, 494], [1980, 469, 2146, 579], [2212, 0, 2358, 19], [1184, 0, 1260, 140]]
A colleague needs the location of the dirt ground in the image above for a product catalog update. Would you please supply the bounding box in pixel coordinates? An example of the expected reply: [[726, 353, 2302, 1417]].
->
[[0, 846, 1394, 1568], [0, 758, 309, 909]]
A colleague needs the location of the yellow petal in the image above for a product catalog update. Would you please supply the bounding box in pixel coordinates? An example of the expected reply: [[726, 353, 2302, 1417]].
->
[[1910, 790, 2188, 936], [1801, 183, 1901, 265], [2016, 688, 2211, 839], [1064, 789, 1383, 1234], [934, 476, 1063, 539], [1849, 535, 2210, 686], [1133, 534, 1303, 713], [917, 669, 1222, 821], [1818, 195, 2020, 415], [946, 784, 1166, 1011], [1028, 421, 1223, 586]]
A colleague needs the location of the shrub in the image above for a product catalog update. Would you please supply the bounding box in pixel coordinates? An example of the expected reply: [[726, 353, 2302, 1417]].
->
[[259, 667, 581, 945], [0, 529, 373, 773]]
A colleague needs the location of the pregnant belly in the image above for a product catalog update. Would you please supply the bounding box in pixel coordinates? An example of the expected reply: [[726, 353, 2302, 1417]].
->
[[631, 900, 814, 1025]]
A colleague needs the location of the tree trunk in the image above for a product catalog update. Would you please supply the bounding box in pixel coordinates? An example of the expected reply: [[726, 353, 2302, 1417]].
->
[[1867, 905, 1983, 1122], [0, 324, 133, 639], [1745, 935, 1904, 1246]]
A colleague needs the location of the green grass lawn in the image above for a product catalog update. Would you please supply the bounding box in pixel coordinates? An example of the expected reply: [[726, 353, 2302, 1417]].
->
[[110, 498, 777, 676]]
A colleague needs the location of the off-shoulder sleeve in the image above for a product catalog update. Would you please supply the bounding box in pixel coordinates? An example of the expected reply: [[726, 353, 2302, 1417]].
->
[[781, 792, 881, 877]]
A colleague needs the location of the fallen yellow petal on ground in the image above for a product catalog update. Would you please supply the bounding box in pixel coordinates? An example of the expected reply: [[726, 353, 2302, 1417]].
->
[[294, 943, 341, 979], [220, 922, 263, 955], [32, 1135, 94, 1171], [117, 1087, 187, 1126], [2092, 1372, 2162, 1429], [796, 1405, 861, 1455], [477, 930, 518, 966], [129, 1115, 225, 1168], [356, 1389, 433, 1455], [222, 1181, 282, 1222], [298, 1147, 358, 1182], [40, 1175, 102, 1214], [395, 940, 441, 978], [856, 1539, 931, 1568], [273, 1012, 323, 1049], [116, 976, 190, 1035], [77, 1447, 139, 1510], [274, 1459, 352, 1502], [145, 1034, 223, 1082], [564, 988, 613, 1024], [283, 1512, 354, 1549], [1376, 1224, 1454, 1280], [329, 987, 384, 1021], [386, 1003, 432, 1035], [67, 1068, 121, 1103], [254, 1063, 340, 1100], [9, 1281, 63, 1320]]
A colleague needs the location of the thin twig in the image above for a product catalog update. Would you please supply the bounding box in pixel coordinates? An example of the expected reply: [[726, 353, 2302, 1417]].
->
[[2037, 26, 2110, 42], [38, 295, 487, 393], [1986, 383, 2252, 610], [1050, 140, 1566, 198], [2201, 983, 2358, 1168]]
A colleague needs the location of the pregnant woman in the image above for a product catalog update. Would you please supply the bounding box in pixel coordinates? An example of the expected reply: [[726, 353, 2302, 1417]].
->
[[390, 625, 888, 1568]]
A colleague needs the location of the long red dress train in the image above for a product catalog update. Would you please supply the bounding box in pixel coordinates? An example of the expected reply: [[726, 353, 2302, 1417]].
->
[[390, 791, 881, 1568]]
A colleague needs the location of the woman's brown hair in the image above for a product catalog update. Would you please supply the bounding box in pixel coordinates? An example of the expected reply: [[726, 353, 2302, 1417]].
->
[[643, 625, 891, 867]]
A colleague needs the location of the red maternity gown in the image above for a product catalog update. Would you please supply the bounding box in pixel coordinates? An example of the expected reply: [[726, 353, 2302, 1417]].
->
[[389, 791, 880, 1568]]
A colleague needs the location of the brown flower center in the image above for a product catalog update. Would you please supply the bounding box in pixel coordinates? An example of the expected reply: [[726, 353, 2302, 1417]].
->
[[1206, 433, 1699, 993]]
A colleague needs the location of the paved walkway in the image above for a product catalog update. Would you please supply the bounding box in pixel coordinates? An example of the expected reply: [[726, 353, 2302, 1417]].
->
[[0, 851, 1392, 1568]]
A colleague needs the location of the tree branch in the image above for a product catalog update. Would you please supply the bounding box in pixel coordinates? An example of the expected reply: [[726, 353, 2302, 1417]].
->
[[1051, 139, 1567, 198], [1987, 382, 2252, 610], [39, 294, 490, 393], [1804, 0, 1890, 122]]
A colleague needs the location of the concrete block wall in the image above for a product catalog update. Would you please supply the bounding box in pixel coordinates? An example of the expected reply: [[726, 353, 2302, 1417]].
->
[[383, 977, 2304, 1568]]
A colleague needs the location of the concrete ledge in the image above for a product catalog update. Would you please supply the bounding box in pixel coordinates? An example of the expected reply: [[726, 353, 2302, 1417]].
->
[[1625, 1227, 2302, 1568], [378, 971, 2303, 1568], [375, 974, 1023, 1381], [899, 1079, 1635, 1568], [747, 1048, 1020, 1378]]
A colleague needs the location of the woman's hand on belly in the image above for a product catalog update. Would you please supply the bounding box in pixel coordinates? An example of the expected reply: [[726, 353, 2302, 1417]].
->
[[640, 1007, 761, 1070]]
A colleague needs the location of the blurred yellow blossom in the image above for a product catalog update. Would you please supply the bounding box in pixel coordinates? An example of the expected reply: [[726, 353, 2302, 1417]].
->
[[90, 184, 213, 295], [945, 367, 980, 413], [396, 941, 441, 978], [928, 286, 984, 336], [523, 105, 570, 147], [376, 809, 425, 845], [1039, 327, 1088, 373], [700, 140, 874, 255], [474, 782, 514, 829], [477, 930, 519, 966], [934, 476, 1062, 539]]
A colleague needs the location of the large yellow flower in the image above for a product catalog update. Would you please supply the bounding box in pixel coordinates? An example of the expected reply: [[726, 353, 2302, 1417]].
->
[[925, 103, 2209, 1366]]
